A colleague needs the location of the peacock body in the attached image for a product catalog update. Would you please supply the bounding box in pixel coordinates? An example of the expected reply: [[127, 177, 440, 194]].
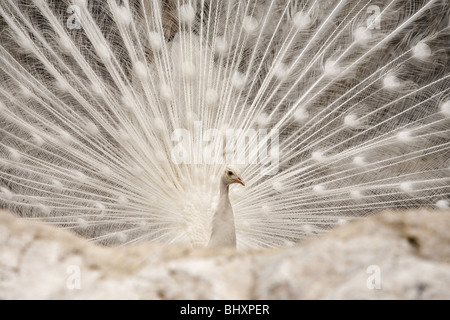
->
[[0, 0, 449, 248]]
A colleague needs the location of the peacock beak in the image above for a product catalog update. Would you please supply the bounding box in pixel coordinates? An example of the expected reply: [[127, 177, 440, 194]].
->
[[234, 177, 245, 186]]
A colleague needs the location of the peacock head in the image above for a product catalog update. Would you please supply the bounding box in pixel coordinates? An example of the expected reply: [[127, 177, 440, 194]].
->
[[223, 166, 245, 186]]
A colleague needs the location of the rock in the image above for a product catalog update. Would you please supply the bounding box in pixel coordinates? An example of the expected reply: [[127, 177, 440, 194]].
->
[[0, 209, 449, 299]]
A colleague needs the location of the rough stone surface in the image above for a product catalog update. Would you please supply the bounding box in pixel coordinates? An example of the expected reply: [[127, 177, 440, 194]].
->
[[0, 209, 449, 299]]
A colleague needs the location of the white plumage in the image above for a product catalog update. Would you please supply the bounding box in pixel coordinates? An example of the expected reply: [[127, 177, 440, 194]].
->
[[0, 0, 449, 249]]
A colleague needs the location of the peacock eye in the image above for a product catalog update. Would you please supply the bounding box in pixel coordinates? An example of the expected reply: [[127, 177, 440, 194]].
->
[[227, 171, 233, 176]]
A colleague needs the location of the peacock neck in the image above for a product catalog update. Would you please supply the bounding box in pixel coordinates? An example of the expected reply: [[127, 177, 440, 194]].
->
[[218, 181, 232, 216], [220, 181, 230, 198], [216, 182, 234, 215], [208, 180, 236, 248]]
